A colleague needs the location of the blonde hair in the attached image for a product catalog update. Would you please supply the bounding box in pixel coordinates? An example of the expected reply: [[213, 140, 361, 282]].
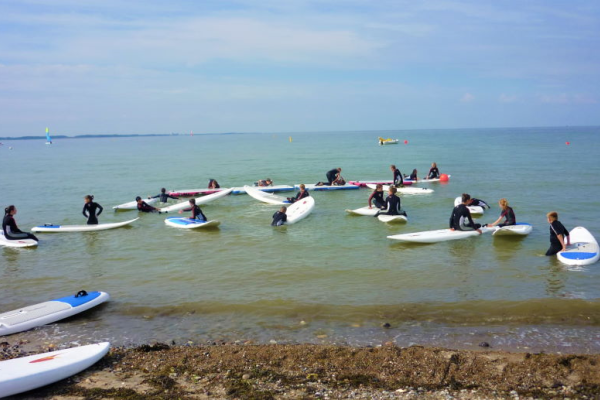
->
[[299, 184, 305, 190], [547, 211, 558, 221], [499, 198, 509, 209], [389, 186, 397, 194]]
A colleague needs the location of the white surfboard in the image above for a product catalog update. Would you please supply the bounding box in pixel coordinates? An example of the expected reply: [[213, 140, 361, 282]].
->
[[404, 175, 451, 184], [365, 184, 433, 195], [454, 196, 485, 215], [164, 217, 220, 229], [31, 218, 138, 233], [168, 188, 223, 197], [557, 227, 599, 266], [378, 215, 408, 224], [297, 184, 359, 191], [345, 207, 381, 216], [348, 180, 394, 187], [0, 342, 110, 398], [0, 231, 38, 248], [160, 187, 233, 213], [112, 197, 159, 211], [231, 185, 294, 194], [492, 223, 533, 236], [286, 196, 315, 224], [244, 185, 291, 205], [0, 291, 110, 337], [388, 226, 494, 243]]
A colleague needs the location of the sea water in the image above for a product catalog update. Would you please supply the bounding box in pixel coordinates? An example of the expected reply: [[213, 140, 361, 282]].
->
[[1, 127, 599, 353]]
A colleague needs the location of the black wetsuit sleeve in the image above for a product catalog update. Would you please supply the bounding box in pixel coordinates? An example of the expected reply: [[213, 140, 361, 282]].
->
[[368, 191, 376, 205], [3, 216, 22, 234], [96, 203, 103, 216], [168, 194, 179, 200], [82, 204, 89, 218], [450, 208, 456, 229]]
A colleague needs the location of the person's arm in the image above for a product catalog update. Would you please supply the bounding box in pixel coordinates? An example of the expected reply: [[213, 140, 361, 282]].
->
[[368, 191, 376, 208], [8, 218, 23, 234], [466, 212, 482, 233], [150, 194, 159, 199], [168, 194, 179, 200], [96, 203, 103, 216], [82, 204, 89, 218], [449, 208, 455, 230]]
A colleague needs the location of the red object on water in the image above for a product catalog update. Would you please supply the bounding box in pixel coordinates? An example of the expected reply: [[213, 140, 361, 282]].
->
[[566, 141, 570, 145], [404, 140, 408, 144], [440, 174, 449, 182]]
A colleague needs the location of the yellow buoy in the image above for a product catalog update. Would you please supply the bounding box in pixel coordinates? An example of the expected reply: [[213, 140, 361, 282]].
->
[[289, 136, 293, 143]]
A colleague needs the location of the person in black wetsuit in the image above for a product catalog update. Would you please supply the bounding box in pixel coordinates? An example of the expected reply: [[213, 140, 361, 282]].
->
[[2, 205, 38, 241], [257, 178, 273, 187], [375, 187, 407, 217], [545, 211, 570, 256], [368, 184, 386, 209], [469, 198, 490, 209], [405, 169, 418, 181], [82, 195, 103, 225], [325, 168, 342, 185], [179, 198, 207, 221], [271, 206, 287, 226], [287, 184, 310, 204], [391, 164, 403, 186], [450, 193, 482, 233], [427, 162, 440, 179], [149, 188, 178, 203], [208, 179, 220, 189], [136, 196, 160, 213], [486, 198, 516, 227]]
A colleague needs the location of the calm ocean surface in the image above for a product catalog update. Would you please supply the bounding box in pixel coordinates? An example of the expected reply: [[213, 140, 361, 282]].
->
[[1, 127, 599, 353]]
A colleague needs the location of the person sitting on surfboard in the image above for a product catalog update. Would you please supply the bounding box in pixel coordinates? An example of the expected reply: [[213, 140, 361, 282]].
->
[[405, 169, 418, 181], [545, 211, 570, 256], [149, 188, 178, 203], [271, 206, 287, 226], [2, 205, 38, 241], [368, 184, 386, 209], [450, 193, 482, 233], [208, 179, 220, 189], [375, 187, 407, 217], [136, 197, 160, 213], [486, 198, 516, 228], [179, 198, 207, 221], [82, 195, 103, 225], [469, 197, 490, 209], [257, 178, 273, 187], [287, 184, 310, 204], [426, 163, 440, 179], [391, 165, 403, 186]]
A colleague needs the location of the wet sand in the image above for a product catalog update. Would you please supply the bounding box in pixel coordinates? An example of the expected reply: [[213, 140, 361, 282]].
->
[[3, 340, 600, 399]]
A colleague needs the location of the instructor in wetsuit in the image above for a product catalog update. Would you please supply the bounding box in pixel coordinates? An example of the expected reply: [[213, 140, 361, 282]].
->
[[150, 188, 178, 203], [450, 193, 482, 233], [2, 205, 38, 241], [326, 168, 342, 185], [82, 195, 103, 225], [391, 165, 403, 186]]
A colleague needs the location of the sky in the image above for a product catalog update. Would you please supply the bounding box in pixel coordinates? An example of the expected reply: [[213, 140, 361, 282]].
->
[[1, 0, 599, 136]]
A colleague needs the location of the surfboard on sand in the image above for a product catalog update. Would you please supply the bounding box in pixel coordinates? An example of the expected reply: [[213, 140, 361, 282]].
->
[[0, 291, 110, 336], [388, 226, 494, 243], [557, 226, 599, 266], [164, 217, 220, 229], [0, 342, 110, 398], [0, 231, 38, 248], [31, 218, 138, 233]]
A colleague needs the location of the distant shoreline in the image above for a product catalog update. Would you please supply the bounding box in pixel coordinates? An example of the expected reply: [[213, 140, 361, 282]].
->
[[0, 132, 246, 141]]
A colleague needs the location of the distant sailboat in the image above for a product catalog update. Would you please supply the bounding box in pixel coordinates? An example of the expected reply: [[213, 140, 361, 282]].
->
[[45, 127, 52, 145]]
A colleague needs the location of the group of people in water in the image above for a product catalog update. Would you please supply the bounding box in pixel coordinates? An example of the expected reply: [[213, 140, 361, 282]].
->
[[2, 162, 571, 256]]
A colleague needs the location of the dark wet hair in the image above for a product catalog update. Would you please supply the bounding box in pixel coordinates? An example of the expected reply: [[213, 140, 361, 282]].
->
[[135, 196, 142, 201], [189, 198, 196, 204], [85, 195, 94, 201], [161, 188, 166, 193], [462, 193, 471, 203], [4, 205, 15, 215]]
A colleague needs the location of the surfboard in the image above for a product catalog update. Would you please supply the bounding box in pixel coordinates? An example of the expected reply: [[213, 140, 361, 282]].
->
[[31, 218, 138, 233], [557, 227, 599, 266], [168, 188, 223, 197], [164, 217, 220, 229], [0, 231, 38, 248], [404, 175, 451, 184], [112, 197, 159, 211], [365, 184, 433, 195], [454, 196, 485, 215], [296, 184, 359, 191], [0, 291, 110, 336], [387, 226, 494, 243], [348, 180, 407, 187], [345, 207, 380, 216], [378, 215, 408, 223], [160, 188, 233, 213], [231, 185, 294, 194], [286, 196, 315, 224], [492, 223, 533, 236], [244, 185, 291, 205], [0, 342, 110, 398]]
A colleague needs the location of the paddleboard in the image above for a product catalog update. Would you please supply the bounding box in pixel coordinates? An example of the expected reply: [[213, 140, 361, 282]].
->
[[557, 227, 599, 266], [168, 188, 223, 197], [231, 185, 294, 195], [31, 218, 138, 233], [243, 185, 292, 205], [492, 223, 533, 236], [164, 217, 220, 229], [345, 207, 380, 216], [0, 231, 38, 248], [286, 196, 315, 224], [160, 188, 233, 213], [454, 196, 484, 215], [388, 226, 494, 243], [348, 180, 406, 187], [378, 215, 408, 223], [112, 197, 159, 211], [296, 184, 359, 191], [404, 175, 451, 184], [365, 184, 433, 195], [0, 291, 110, 336], [0, 342, 110, 398]]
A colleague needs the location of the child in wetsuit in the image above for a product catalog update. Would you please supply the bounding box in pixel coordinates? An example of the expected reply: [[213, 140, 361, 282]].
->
[[179, 198, 207, 221], [2, 205, 38, 241], [272, 206, 287, 226], [546, 211, 570, 256]]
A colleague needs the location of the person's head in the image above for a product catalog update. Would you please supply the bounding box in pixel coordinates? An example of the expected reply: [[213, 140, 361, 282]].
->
[[84, 195, 94, 203], [299, 184, 305, 191], [4, 205, 16, 216], [161, 188, 166, 193], [461, 193, 471, 204], [337, 168, 342, 172], [388, 186, 397, 195], [547, 211, 558, 222], [498, 198, 509, 209], [135, 196, 142, 202], [390, 164, 396, 171], [280, 206, 287, 213], [412, 169, 417, 174], [189, 198, 196, 205], [432, 162, 437, 168], [376, 184, 383, 191], [266, 178, 272, 184]]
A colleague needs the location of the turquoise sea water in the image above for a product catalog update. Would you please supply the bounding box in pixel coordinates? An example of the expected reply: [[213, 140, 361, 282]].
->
[[1, 127, 599, 353]]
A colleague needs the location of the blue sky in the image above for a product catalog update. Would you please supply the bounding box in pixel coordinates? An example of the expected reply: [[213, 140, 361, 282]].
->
[[1, 0, 599, 136]]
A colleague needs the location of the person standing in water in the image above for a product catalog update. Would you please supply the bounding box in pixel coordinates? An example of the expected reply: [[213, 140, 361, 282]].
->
[[450, 193, 482, 233], [2, 205, 38, 241], [179, 198, 207, 221], [82, 195, 103, 225], [149, 188, 178, 203], [545, 211, 570, 256], [271, 206, 287, 226]]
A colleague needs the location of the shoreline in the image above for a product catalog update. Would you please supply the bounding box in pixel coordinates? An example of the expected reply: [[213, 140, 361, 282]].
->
[[3, 341, 600, 399]]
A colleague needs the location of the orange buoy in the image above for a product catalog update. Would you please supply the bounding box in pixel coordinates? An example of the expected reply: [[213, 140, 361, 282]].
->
[[566, 141, 570, 145], [404, 140, 408, 144], [440, 174, 449, 182]]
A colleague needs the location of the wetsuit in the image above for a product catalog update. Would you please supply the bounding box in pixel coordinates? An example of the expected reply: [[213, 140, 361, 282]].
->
[[271, 211, 287, 226], [151, 193, 178, 203], [471, 198, 490, 209], [184, 205, 207, 221], [393, 168, 403, 186], [409, 171, 417, 180], [208, 180, 220, 189], [2, 215, 38, 241], [368, 190, 385, 209], [326, 169, 339, 185], [497, 207, 516, 227], [82, 202, 103, 225], [137, 201, 157, 213], [427, 167, 440, 179], [546, 220, 569, 256], [449, 204, 480, 231], [287, 190, 310, 204], [376, 194, 406, 216]]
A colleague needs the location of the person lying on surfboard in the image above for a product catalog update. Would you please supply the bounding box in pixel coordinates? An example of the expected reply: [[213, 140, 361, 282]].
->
[[404, 169, 418, 181], [469, 197, 490, 209], [257, 178, 273, 187], [179, 198, 207, 221], [368, 184, 386, 209], [208, 179, 220, 189], [287, 184, 310, 204], [271, 206, 287, 226], [136, 197, 160, 213], [375, 187, 407, 217], [450, 193, 482, 233], [3, 205, 38, 242]]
